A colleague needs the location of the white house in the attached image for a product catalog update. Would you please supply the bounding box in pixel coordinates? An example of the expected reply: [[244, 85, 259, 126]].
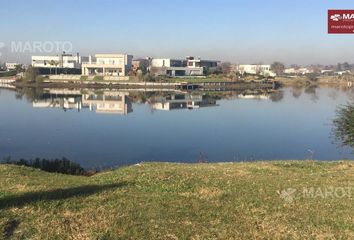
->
[[32, 53, 88, 69], [236, 64, 276, 77], [5, 62, 18, 71], [284, 67, 312, 75], [149, 57, 218, 77], [81, 54, 133, 76]]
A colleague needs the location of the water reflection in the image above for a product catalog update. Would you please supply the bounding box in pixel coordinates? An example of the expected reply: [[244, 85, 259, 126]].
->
[[20, 88, 278, 114], [82, 92, 132, 115], [150, 93, 217, 111], [2, 86, 353, 168]]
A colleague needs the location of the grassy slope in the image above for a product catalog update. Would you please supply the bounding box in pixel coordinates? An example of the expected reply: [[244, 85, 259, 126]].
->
[[1, 161, 354, 239]]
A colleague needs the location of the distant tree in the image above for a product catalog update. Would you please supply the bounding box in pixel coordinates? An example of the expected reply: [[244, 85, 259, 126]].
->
[[23, 66, 39, 82], [15, 64, 24, 73], [270, 62, 285, 76], [143, 73, 156, 82], [136, 70, 144, 81], [220, 62, 231, 74]]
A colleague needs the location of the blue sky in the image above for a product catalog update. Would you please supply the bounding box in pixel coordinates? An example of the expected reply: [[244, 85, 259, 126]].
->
[[1, 0, 354, 65]]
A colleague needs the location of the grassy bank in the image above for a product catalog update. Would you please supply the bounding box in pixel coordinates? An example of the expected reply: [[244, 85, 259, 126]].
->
[[1, 161, 354, 239]]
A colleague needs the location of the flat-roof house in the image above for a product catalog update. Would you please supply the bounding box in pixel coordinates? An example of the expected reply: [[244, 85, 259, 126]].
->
[[5, 62, 19, 71], [150, 57, 218, 77], [234, 64, 276, 77], [32, 53, 88, 69], [81, 54, 133, 76]]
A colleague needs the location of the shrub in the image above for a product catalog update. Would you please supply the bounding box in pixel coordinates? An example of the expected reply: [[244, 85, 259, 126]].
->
[[93, 76, 104, 81], [2, 157, 88, 175], [80, 76, 88, 81]]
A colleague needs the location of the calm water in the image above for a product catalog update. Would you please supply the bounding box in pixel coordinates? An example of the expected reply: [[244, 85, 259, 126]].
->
[[0, 87, 353, 168]]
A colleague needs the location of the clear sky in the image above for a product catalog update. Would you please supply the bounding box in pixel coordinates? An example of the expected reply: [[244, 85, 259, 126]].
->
[[1, 0, 354, 65]]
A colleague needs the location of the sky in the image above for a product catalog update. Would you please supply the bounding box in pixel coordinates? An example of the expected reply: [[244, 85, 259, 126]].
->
[[0, 0, 354, 65]]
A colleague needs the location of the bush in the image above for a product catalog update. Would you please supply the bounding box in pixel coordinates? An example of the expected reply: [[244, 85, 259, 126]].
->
[[93, 76, 104, 81], [80, 75, 88, 81], [0, 70, 17, 77], [2, 157, 88, 175]]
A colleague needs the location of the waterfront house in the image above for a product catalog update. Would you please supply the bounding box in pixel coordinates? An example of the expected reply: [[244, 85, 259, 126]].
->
[[81, 54, 133, 77], [32, 53, 88, 69], [232, 64, 276, 77], [150, 57, 218, 77], [5, 62, 19, 71]]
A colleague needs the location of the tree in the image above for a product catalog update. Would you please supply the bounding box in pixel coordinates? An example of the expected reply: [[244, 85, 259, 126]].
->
[[220, 62, 231, 74], [270, 62, 285, 76], [14, 64, 24, 73], [136, 70, 144, 81], [23, 66, 39, 83], [333, 102, 354, 148]]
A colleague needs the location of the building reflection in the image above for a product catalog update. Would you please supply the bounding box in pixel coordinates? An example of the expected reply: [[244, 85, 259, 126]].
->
[[32, 93, 83, 111], [151, 93, 217, 111], [82, 92, 132, 115], [32, 89, 132, 115], [30, 89, 276, 114]]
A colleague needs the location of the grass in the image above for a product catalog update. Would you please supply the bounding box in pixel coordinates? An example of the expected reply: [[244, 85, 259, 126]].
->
[[168, 77, 230, 83], [0, 70, 16, 78], [1, 161, 354, 239]]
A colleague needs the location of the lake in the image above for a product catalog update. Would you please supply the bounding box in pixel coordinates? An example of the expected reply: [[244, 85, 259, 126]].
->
[[0, 86, 353, 169]]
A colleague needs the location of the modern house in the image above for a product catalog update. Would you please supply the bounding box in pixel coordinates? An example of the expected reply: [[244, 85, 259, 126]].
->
[[81, 54, 133, 76], [233, 64, 276, 77], [150, 57, 219, 77], [186, 56, 219, 70], [284, 67, 312, 75], [32, 53, 88, 69], [5, 62, 19, 71]]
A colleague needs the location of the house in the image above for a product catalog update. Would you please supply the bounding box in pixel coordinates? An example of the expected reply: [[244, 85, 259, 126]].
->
[[235, 64, 276, 77], [81, 54, 133, 76], [32, 53, 88, 69], [149, 57, 219, 77], [5, 62, 19, 71], [284, 67, 312, 75], [186, 56, 219, 70]]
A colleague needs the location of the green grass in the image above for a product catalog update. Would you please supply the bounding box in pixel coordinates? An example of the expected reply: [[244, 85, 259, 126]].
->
[[0, 70, 16, 78], [1, 161, 354, 239], [168, 77, 230, 83]]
